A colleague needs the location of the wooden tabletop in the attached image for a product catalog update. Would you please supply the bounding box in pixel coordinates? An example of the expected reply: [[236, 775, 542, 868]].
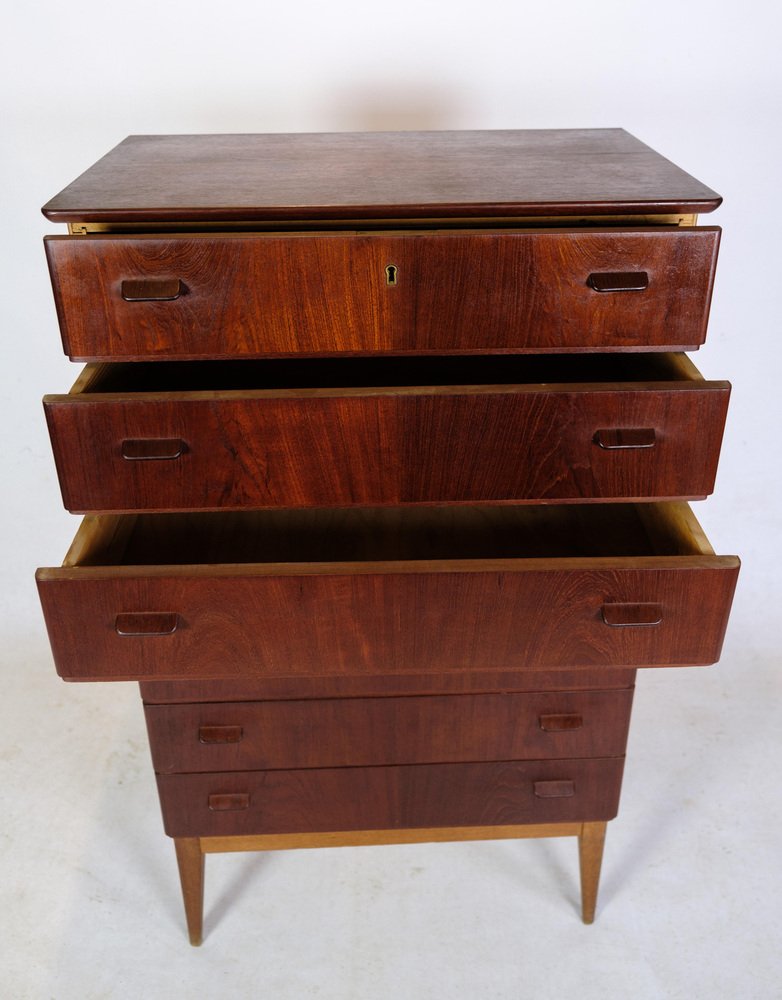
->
[[42, 129, 721, 224]]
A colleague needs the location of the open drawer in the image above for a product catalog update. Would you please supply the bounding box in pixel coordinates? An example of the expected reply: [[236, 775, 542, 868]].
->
[[37, 502, 739, 682], [44, 353, 729, 511]]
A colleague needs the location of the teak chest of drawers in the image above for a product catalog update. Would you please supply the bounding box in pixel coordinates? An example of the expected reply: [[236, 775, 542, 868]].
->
[[36, 129, 739, 945]]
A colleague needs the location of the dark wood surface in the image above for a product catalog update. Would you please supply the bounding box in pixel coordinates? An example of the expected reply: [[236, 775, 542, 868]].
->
[[45, 355, 729, 511], [40, 130, 721, 224], [155, 757, 626, 837], [144, 689, 634, 773], [45, 229, 720, 359], [138, 668, 637, 703]]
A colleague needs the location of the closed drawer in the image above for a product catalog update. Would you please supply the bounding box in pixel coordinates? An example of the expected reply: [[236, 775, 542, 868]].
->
[[144, 689, 634, 773], [155, 757, 626, 837], [36, 503, 739, 682], [45, 228, 719, 360], [45, 354, 729, 512]]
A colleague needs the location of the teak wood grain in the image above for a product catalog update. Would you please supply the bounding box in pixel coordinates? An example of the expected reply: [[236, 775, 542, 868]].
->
[[44, 356, 730, 511], [144, 689, 634, 773], [155, 758, 626, 837], [37, 559, 738, 681], [40, 130, 722, 224], [44, 229, 720, 359]]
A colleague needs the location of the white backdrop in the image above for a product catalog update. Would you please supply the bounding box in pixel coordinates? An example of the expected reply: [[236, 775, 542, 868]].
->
[[2, 1, 781, 996]]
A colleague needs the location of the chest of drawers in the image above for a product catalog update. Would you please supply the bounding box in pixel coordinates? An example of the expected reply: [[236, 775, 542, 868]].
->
[[36, 129, 739, 945]]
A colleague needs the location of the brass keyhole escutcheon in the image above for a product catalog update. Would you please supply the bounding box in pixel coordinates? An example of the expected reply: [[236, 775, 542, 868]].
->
[[385, 264, 398, 286]]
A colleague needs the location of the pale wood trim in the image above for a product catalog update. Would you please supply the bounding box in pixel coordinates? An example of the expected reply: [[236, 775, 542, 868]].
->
[[199, 823, 584, 854], [174, 838, 204, 946], [578, 821, 607, 924], [66, 214, 699, 236], [67, 362, 113, 395], [636, 502, 717, 557], [61, 515, 138, 567]]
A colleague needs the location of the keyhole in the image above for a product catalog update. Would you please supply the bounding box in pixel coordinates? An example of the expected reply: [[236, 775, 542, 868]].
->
[[385, 264, 398, 286]]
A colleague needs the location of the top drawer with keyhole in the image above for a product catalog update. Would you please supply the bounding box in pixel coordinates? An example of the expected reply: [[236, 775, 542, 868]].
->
[[44, 228, 720, 360]]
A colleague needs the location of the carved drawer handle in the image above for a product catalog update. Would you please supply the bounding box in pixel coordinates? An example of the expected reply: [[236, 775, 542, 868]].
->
[[208, 793, 250, 812], [533, 780, 575, 799], [121, 278, 184, 301], [539, 714, 583, 732], [587, 271, 649, 292], [199, 725, 244, 745], [115, 612, 179, 636], [601, 603, 663, 627], [121, 438, 185, 461], [594, 428, 656, 450]]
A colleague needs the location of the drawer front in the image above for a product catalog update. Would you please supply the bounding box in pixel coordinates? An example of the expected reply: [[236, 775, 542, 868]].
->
[[45, 229, 719, 359], [155, 758, 625, 837], [45, 381, 729, 512], [37, 560, 739, 682], [144, 690, 635, 773]]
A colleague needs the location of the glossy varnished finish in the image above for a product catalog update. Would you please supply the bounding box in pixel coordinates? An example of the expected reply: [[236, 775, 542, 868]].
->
[[41, 130, 722, 224], [44, 229, 720, 359], [156, 758, 626, 837], [44, 355, 730, 511], [144, 689, 635, 772]]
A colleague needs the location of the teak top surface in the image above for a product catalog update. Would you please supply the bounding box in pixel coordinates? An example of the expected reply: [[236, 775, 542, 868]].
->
[[41, 129, 721, 223]]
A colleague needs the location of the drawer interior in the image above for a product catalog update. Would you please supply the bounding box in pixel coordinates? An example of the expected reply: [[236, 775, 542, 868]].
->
[[66, 502, 715, 568], [72, 352, 703, 395]]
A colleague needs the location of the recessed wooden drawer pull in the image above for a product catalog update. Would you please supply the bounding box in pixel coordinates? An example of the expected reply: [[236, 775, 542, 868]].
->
[[208, 792, 250, 812], [539, 714, 584, 732], [114, 612, 179, 636], [198, 725, 244, 745], [533, 780, 575, 798], [601, 603, 663, 627], [121, 438, 185, 461], [594, 428, 656, 450], [587, 271, 649, 292], [121, 278, 184, 301]]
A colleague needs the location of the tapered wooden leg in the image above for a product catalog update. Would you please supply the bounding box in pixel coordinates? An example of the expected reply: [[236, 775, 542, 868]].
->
[[174, 837, 205, 946], [578, 821, 607, 924]]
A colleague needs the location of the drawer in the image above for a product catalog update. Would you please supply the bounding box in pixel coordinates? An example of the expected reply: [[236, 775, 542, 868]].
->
[[45, 228, 719, 360], [44, 354, 730, 512], [37, 503, 739, 682], [155, 757, 626, 837], [144, 689, 635, 773]]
